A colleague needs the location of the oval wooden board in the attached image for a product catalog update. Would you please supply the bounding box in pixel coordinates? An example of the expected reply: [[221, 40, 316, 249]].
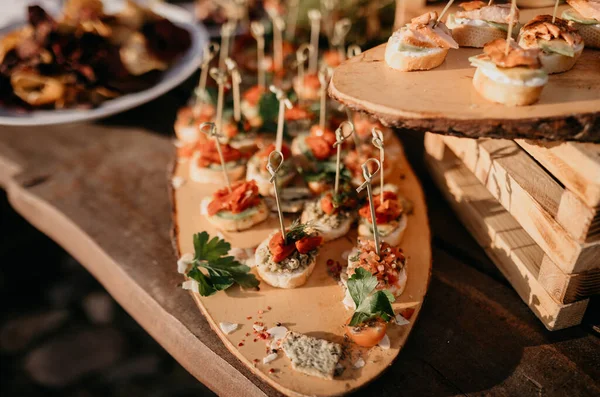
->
[[171, 136, 432, 397], [329, 6, 600, 142]]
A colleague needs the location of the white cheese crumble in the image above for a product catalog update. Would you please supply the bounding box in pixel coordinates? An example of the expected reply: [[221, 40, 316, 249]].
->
[[378, 334, 390, 350], [253, 324, 266, 332], [171, 176, 185, 189], [177, 253, 194, 274], [219, 322, 239, 335], [342, 289, 356, 309], [353, 358, 365, 368], [263, 352, 278, 364], [181, 280, 199, 293], [395, 313, 410, 325], [267, 326, 288, 349]]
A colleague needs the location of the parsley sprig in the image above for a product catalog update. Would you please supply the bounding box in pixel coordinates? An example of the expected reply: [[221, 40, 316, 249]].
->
[[347, 268, 395, 326], [185, 232, 259, 296]]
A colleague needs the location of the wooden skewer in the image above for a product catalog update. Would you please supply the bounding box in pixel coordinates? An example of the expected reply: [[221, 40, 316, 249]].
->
[[286, 0, 300, 42], [322, 0, 337, 44], [356, 158, 382, 255], [346, 44, 361, 59], [250, 21, 266, 89], [272, 15, 286, 72], [488, 0, 494, 6], [333, 121, 354, 194], [371, 128, 385, 202], [219, 21, 236, 70], [552, 0, 560, 23], [505, 0, 517, 55], [332, 18, 352, 61], [269, 85, 293, 153], [209, 68, 228, 142], [338, 104, 361, 155], [225, 58, 242, 122], [267, 150, 286, 241], [435, 0, 456, 27], [194, 43, 219, 118], [308, 9, 322, 74], [200, 122, 231, 192], [318, 65, 331, 132], [295, 44, 312, 103]]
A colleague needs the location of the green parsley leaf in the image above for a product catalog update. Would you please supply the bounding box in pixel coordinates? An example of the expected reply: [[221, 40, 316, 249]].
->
[[186, 232, 259, 296], [347, 268, 396, 326]]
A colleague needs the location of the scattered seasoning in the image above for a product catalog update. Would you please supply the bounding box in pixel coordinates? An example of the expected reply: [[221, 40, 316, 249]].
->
[[246, 333, 250, 337], [246, 316, 252, 320], [326, 259, 343, 280], [327, 259, 334, 266], [267, 306, 272, 310], [275, 322, 282, 327], [238, 342, 245, 347], [258, 310, 264, 315], [253, 338, 258, 342], [268, 368, 276, 374]]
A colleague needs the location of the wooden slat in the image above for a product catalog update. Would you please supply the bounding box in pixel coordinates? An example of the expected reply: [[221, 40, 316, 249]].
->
[[442, 135, 600, 273], [516, 140, 600, 209], [424, 133, 589, 329]]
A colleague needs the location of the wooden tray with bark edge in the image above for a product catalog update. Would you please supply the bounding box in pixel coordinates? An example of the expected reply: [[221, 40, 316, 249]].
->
[[329, 6, 600, 143], [171, 136, 432, 397]]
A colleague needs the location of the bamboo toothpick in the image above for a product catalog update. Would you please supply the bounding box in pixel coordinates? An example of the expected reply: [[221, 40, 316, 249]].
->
[[318, 65, 331, 132], [332, 18, 351, 61], [356, 158, 382, 255], [346, 44, 361, 59], [271, 15, 286, 72], [371, 128, 385, 202], [435, 0, 456, 27], [308, 9, 322, 74], [295, 44, 312, 102], [267, 150, 286, 241], [552, 0, 560, 23], [250, 21, 266, 89], [219, 21, 236, 70], [194, 42, 219, 118], [286, 0, 300, 42], [322, 0, 337, 43], [505, 0, 517, 55], [270, 85, 293, 153], [209, 68, 228, 139], [333, 121, 354, 194], [225, 58, 242, 122], [488, 0, 494, 5], [200, 122, 231, 192]]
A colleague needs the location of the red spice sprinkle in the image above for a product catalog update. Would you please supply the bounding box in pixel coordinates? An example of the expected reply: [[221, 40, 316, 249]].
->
[[246, 316, 252, 320], [253, 338, 257, 342], [258, 310, 264, 314], [327, 259, 334, 266], [267, 306, 272, 310], [268, 368, 275, 374], [238, 342, 244, 347], [245, 333, 250, 337], [253, 359, 259, 363]]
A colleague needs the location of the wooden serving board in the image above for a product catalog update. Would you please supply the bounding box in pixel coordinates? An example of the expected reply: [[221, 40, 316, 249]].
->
[[329, 6, 600, 142], [171, 137, 432, 397], [424, 133, 589, 330]]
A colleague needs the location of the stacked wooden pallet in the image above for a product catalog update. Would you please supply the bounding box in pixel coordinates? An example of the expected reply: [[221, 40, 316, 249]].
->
[[424, 133, 600, 330]]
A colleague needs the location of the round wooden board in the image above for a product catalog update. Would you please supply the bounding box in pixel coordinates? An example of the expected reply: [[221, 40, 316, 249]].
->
[[329, 6, 600, 142], [171, 136, 432, 397]]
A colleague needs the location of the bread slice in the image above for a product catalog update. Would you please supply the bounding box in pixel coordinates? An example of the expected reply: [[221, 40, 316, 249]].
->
[[346, 248, 408, 298], [472, 68, 544, 106], [281, 332, 342, 380], [300, 201, 354, 242], [189, 152, 246, 183], [201, 199, 269, 231], [450, 23, 511, 48], [246, 157, 296, 196], [255, 233, 318, 289], [357, 213, 407, 246], [385, 45, 449, 71], [539, 45, 584, 74], [574, 24, 600, 49]]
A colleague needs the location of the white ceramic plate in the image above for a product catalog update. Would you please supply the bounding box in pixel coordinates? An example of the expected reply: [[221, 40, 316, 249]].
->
[[0, 1, 207, 126]]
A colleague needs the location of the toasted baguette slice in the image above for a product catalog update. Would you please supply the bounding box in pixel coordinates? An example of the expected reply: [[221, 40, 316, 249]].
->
[[255, 233, 318, 289], [450, 23, 512, 48], [539, 46, 584, 74], [201, 199, 269, 231], [357, 214, 407, 247], [472, 68, 544, 106], [189, 152, 246, 184], [516, 0, 556, 6], [574, 23, 600, 49], [385, 45, 449, 71], [300, 201, 354, 242]]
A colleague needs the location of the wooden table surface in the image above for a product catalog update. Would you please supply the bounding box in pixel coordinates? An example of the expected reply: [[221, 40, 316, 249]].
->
[[0, 87, 599, 396]]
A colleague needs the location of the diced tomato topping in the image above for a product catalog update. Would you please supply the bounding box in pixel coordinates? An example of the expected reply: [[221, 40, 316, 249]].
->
[[295, 235, 323, 254], [358, 191, 402, 224], [353, 113, 384, 139], [268, 232, 297, 263], [320, 193, 336, 215], [177, 142, 198, 158], [207, 181, 262, 216], [256, 143, 291, 159], [285, 105, 312, 121], [323, 50, 342, 67], [344, 144, 386, 178], [304, 73, 321, 90], [305, 125, 336, 160], [196, 140, 244, 167], [243, 85, 265, 107], [350, 239, 406, 290], [176, 105, 216, 127]]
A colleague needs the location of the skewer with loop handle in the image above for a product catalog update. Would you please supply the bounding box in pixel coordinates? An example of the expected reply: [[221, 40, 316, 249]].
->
[[225, 58, 242, 122], [295, 44, 313, 103], [250, 21, 266, 89], [434, 0, 455, 28], [286, 0, 300, 42], [200, 122, 232, 192], [331, 18, 352, 61], [371, 127, 385, 202], [318, 65, 332, 132], [346, 44, 362, 59], [209, 68, 229, 137], [333, 121, 354, 194], [194, 43, 219, 118], [267, 150, 287, 241], [270, 13, 286, 71], [505, 0, 517, 55], [356, 158, 382, 255], [269, 85, 293, 152], [308, 9, 322, 74], [219, 21, 236, 70]]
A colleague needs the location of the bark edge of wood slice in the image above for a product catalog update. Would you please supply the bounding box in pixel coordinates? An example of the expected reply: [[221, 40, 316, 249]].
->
[[171, 137, 432, 397], [329, 44, 600, 142]]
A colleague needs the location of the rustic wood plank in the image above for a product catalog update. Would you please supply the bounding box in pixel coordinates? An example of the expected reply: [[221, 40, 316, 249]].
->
[[424, 134, 589, 328], [442, 135, 600, 272], [0, 106, 598, 396]]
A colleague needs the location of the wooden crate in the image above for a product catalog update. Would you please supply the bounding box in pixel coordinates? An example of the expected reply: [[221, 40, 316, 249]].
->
[[424, 134, 590, 330]]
